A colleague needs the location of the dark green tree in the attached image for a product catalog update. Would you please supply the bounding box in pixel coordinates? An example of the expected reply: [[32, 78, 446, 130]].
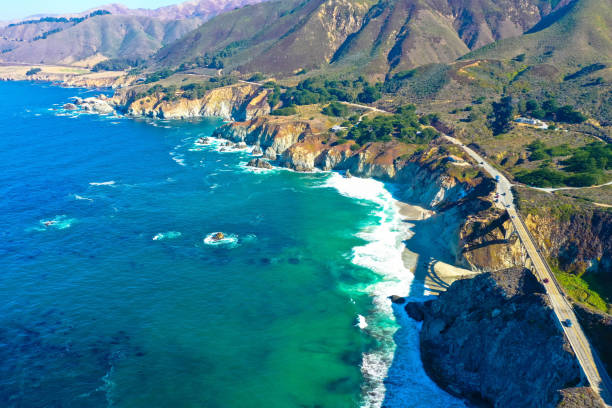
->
[[491, 96, 515, 135]]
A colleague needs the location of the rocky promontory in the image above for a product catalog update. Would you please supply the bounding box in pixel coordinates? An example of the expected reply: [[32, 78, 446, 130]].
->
[[112, 83, 270, 120], [405, 267, 596, 408]]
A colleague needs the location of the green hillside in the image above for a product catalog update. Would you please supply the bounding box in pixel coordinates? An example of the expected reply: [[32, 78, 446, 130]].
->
[[464, 0, 612, 69]]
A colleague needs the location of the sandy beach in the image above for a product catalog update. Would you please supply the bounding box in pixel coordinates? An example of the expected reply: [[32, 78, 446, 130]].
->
[[396, 200, 479, 297]]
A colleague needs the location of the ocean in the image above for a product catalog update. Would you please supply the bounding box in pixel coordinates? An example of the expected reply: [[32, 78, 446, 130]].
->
[[0, 81, 463, 408]]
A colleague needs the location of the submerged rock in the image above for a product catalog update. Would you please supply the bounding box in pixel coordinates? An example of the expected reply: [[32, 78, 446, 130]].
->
[[247, 158, 272, 169], [212, 232, 224, 241], [413, 267, 583, 407], [63, 103, 77, 110]]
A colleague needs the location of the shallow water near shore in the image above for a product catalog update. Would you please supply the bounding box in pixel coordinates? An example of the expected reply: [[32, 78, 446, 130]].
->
[[0, 81, 462, 407]]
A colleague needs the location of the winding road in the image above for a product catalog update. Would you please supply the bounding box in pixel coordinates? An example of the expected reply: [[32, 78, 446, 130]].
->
[[443, 134, 612, 406]]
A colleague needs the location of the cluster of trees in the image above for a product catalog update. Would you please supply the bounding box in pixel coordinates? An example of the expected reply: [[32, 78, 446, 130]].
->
[[526, 140, 572, 161], [270, 106, 297, 116], [92, 58, 144, 72], [564, 63, 607, 81], [178, 41, 248, 71], [267, 76, 382, 109], [519, 98, 586, 124], [490, 95, 588, 135], [135, 77, 237, 101], [321, 101, 349, 117], [32, 28, 62, 41], [144, 69, 175, 83], [179, 77, 237, 99], [25, 67, 41, 76], [491, 96, 514, 135], [516, 142, 611, 187], [9, 10, 110, 27], [344, 105, 438, 145], [180, 55, 224, 70]]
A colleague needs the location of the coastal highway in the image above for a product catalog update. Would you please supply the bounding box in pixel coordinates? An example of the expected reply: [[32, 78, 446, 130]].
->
[[443, 135, 612, 406]]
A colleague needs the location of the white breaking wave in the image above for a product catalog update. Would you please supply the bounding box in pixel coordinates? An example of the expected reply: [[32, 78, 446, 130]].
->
[[89, 181, 115, 186], [356, 314, 368, 329], [152, 231, 182, 241], [322, 172, 464, 408], [74, 194, 93, 201], [30, 215, 76, 231]]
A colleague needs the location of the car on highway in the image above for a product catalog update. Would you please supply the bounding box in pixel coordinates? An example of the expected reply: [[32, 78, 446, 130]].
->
[[543, 278, 549, 283], [563, 319, 572, 327]]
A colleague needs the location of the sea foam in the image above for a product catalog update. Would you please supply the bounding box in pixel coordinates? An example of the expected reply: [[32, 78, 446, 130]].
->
[[31, 215, 76, 231], [203, 232, 239, 248], [322, 172, 464, 408], [152, 231, 182, 241]]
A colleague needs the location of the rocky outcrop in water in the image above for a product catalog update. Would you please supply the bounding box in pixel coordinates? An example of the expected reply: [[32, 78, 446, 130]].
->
[[247, 158, 272, 169], [406, 267, 585, 408], [71, 96, 115, 114]]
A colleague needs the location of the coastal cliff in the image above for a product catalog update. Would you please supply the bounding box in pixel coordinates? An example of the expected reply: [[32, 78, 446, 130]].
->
[[112, 83, 270, 120], [405, 267, 598, 408], [523, 207, 612, 277], [74, 83, 609, 407]]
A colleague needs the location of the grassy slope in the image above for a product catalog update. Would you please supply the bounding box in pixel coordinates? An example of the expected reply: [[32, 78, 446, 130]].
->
[[464, 0, 612, 69]]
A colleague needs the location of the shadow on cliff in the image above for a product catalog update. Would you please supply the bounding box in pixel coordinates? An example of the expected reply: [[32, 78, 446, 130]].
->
[[380, 299, 466, 408], [401, 208, 463, 299], [377, 189, 471, 405]]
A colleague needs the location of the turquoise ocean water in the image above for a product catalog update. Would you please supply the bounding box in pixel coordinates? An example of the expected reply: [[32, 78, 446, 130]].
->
[[0, 81, 463, 408]]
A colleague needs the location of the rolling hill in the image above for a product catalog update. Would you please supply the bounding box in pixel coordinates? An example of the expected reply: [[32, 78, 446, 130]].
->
[[463, 0, 612, 69], [0, 0, 271, 66], [0, 14, 202, 66], [152, 0, 574, 76], [91, 0, 270, 20]]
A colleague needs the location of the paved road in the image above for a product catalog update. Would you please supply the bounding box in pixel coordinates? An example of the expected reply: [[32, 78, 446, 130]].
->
[[443, 134, 612, 406], [529, 180, 612, 193]]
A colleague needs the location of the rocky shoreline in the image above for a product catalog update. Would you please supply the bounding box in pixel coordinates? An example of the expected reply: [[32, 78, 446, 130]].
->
[[404, 267, 601, 407], [65, 82, 605, 407]]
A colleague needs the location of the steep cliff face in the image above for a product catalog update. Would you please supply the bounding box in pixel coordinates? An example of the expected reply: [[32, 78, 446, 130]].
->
[[406, 267, 585, 408], [460, 209, 526, 271], [212, 115, 498, 209], [524, 210, 612, 275], [212, 115, 507, 275], [213, 116, 313, 157], [113, 83, 270, 120]]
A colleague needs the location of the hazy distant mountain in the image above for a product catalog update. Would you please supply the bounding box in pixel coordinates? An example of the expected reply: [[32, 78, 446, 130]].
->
[[0, 14, 201, 65], [0, 0, 270, 65], [90, 0, 270, 20]]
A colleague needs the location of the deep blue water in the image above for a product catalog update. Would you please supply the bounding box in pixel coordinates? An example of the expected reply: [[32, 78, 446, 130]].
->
[[0, 81, 462, 408]]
